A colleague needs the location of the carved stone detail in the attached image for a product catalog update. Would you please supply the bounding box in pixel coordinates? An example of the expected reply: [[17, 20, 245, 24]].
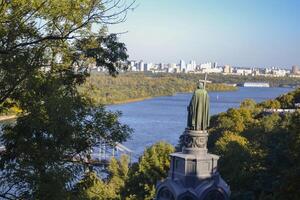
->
[[179, 129, 208, 150]]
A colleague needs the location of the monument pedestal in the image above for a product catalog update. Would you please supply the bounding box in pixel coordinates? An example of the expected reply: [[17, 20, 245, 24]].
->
[[156, 130, 230, 200]]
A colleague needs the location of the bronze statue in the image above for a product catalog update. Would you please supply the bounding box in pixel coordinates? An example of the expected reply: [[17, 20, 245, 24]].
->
[[187, 82, 210, 130]]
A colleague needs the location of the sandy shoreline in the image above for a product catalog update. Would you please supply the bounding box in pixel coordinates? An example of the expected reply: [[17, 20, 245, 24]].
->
[[108, 96, 154, 106]]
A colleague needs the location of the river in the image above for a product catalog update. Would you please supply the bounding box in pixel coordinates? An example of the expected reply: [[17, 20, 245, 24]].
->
[[108, 87, 292, 157], [0, 87, 293, 159]]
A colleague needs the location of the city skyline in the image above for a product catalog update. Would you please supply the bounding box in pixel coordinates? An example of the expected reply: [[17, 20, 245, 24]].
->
[[128, 58, 297, 69], [123, 59, 298, 77], [110, 0, 300, 68]]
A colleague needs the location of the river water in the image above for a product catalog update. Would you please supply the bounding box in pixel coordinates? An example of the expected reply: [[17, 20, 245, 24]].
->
[[0, 87, 292, 159], [108, 87, 292, 157]]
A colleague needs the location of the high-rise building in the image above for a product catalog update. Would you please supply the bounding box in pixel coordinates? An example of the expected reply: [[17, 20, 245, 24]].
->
[[213, 62, 218, 68], [179, 60, 186, 72], [223, 65, 232, 74], [139, 60, 144, 72], [200, 62, 213, 69], [144, 63, 153, 72], [292, 65, 299, 75], [190, 60, 196, 68], [159, 63, 164, 70]]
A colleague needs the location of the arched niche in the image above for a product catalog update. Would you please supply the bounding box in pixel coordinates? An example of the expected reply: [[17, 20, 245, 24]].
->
[[157, 187, 175, 200], [178, 191, 197, 200]]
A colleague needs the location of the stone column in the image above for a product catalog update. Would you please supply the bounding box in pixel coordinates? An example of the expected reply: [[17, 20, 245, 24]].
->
[[180, 129, 208, 155]]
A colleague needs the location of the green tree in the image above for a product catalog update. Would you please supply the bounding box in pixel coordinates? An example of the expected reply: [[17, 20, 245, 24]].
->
[[0, 0, 134, 199], [276, 88, 300, 109], [0, 0, 133, 111], [278, 111, 300, 200], [209, 90, 300, 199], [71, 172, 107, 200], [71, 155, 130, 200], [240, 99, 257, 110], [277, 93, 294, 108], [215, 132, 254, 194], [123, 141, 175, 200], [259, 99, 281, 109]]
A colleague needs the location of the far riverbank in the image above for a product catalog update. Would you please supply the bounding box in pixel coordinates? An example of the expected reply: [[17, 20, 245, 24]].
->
[[79, 73, 237, 106]]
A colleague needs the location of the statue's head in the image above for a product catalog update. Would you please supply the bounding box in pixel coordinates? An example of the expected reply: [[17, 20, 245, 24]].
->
[[197, 82, 204, 89]]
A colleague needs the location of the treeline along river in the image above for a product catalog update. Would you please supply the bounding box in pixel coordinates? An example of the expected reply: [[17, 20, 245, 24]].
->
[[108, 87, 292, 158]]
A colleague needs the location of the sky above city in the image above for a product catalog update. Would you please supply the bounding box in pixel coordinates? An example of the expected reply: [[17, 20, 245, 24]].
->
[[109, 0, 300, 68]]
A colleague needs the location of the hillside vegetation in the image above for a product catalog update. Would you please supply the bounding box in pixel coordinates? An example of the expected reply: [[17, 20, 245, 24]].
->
[[208, 88, 300, 199], [79, 73, 237, 105]]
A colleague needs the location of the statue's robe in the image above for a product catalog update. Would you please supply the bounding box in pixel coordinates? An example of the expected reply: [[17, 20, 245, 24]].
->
[[187, 88, 210, 130]]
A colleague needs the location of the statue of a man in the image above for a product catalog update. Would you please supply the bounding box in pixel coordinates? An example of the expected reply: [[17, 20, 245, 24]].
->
[[187, 82, 210, 130]]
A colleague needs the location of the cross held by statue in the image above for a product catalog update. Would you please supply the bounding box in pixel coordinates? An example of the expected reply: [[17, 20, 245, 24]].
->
[[198, 73, 212, 89]]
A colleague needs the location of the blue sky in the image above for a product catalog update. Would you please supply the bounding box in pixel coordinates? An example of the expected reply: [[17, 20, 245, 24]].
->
[[109, 0, 300, 68]]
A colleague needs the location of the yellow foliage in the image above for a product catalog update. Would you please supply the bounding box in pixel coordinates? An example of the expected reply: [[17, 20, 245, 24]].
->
[[215, 131, 249, 153]]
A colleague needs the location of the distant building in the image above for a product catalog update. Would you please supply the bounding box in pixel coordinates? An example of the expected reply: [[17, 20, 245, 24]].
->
[[202, 67, 223, 74], [179, 60, 186, 73], [213, 62, 218, 68], [200, 62, 213, 69], [129, 60, 136, 67], [243, 82, 270, 87], [139, 60, 144, 72], [167, 63, 178, 73], [292, 65, 299, 75], [186, 60, 197, 72], [264, 68, 272, 74], [271, 68, 288, 77], [223, 65, 232, 74], [158, 63, 164, 70], [235, 68, 252, 76], [144, 63, 153, 72], [190, 60, 196, 68], [252, 68, 260, 76]]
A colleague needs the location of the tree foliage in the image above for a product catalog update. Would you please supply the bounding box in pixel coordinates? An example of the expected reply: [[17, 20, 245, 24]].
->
[[0, 0, 133, 109], [70, 142, 175, 200], [71, 155, 130, 200], [0, 0, 134, 199], [122, 141, 175, 200], [208, 88, 300, 199]]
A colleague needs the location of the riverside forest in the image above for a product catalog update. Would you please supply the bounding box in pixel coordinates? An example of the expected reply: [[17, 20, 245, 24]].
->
[[78, 73, 237, 105], [78, 72, 300, 106]]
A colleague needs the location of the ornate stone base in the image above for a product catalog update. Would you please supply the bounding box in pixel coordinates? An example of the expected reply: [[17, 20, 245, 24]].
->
[[156, 129, 230, 200], [156, 173, 230, 200], [179, 129, 208, 155], [168, 152, 219, 186]]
